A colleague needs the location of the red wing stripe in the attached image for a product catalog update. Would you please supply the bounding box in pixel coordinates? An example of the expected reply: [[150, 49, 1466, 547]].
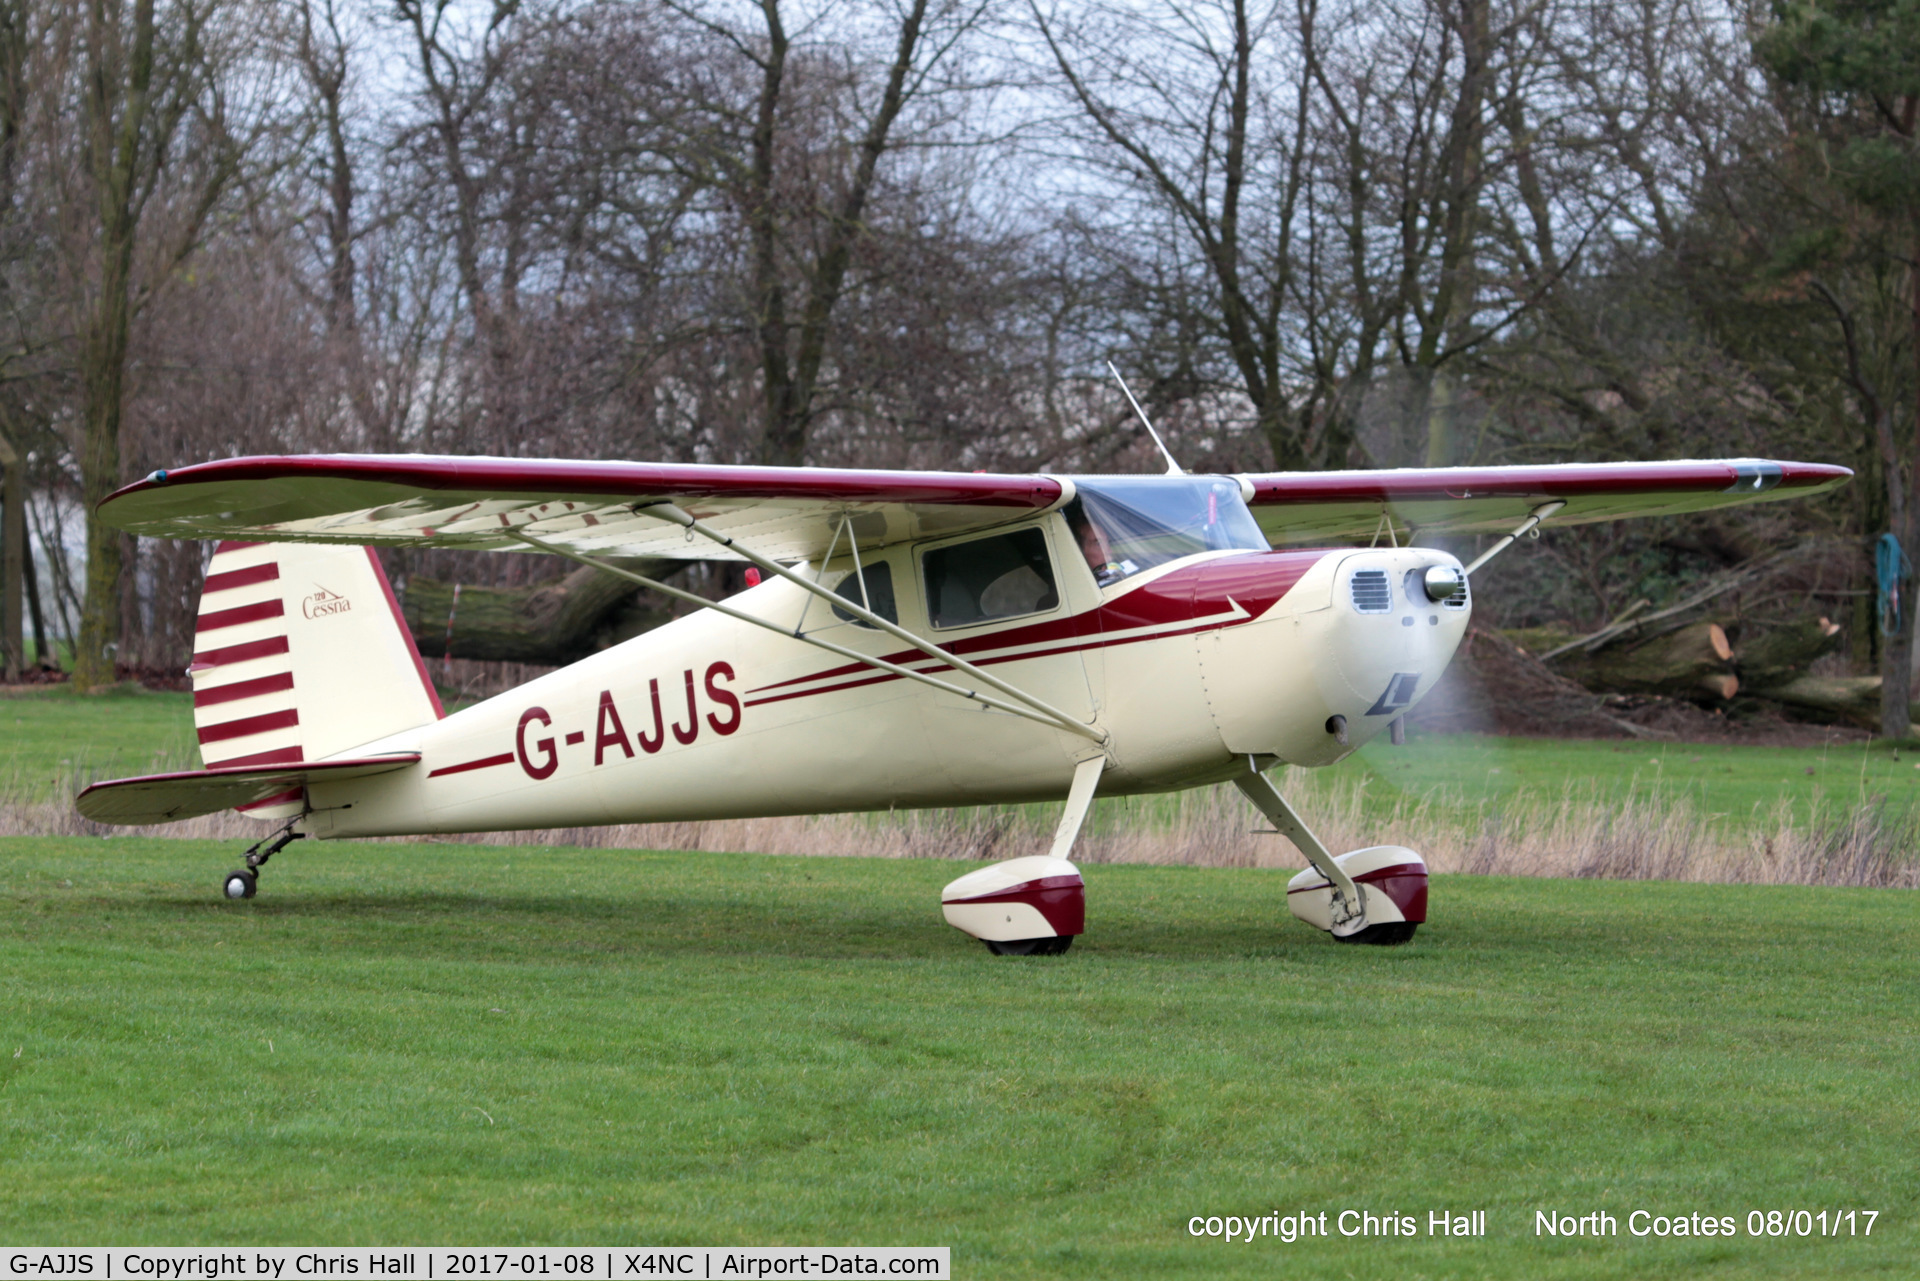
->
[[198, 708, 300, 744], [203, 562, 280, 595], [427, 752, 515, 779], [236, 786, 304, 813], [191, 635, 291, 669], [204, 745, 305, 769], [215, 540, 265, 553], [194, 672, 295, 708], [197, 599, 285, 632]]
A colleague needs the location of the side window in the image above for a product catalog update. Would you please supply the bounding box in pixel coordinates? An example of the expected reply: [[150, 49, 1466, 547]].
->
[[829, 562, 897, 627], [922, 528, 1058, 629]]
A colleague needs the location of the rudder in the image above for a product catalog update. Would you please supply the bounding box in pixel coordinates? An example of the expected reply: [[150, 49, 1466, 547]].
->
[[191, 541, 443, 815]]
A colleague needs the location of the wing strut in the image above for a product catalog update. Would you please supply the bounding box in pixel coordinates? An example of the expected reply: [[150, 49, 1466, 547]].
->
[[624, 502, 1106, 743], [508, 530, 1107, 745], [1461, 501, 1564, 576]]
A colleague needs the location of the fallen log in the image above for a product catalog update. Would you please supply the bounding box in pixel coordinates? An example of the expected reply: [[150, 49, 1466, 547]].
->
[[1548, 620, 1739, 702], [1734, 617, 1843, 688], [1748, 675, 1894, 730], [401, 563, 678, 665]]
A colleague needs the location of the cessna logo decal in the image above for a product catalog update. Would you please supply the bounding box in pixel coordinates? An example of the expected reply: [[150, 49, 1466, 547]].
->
[[302, 585, 352, 619], [515, 662, 742, 781], [1365, 672, 1422, 717]]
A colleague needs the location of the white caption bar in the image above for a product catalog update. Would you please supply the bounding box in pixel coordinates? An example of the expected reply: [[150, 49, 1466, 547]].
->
[[3, 1250, 950, 1281]]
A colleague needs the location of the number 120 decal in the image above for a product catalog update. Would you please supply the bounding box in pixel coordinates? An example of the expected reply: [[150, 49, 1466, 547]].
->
[[516, 662, 741, 780]]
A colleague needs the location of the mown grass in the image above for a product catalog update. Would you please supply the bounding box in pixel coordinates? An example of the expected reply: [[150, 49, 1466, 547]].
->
[[0, 686, 196, 800], [1, 837, 1914, 1276]]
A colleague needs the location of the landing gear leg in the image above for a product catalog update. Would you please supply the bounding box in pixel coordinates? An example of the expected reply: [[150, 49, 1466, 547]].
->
[[1232, 757, 1371, 938], [942, 754, 1104, 955], [223, 820, 305, 901]]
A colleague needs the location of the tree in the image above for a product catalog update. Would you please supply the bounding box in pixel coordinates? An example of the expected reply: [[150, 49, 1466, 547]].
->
[[58, 0, 262, 688], [1753, 0, 1920, 735]]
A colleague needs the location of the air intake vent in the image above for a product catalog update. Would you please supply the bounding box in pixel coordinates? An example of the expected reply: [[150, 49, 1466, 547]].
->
[[1350, 569, 1391, 614], [1444, 576, 1469, 610]]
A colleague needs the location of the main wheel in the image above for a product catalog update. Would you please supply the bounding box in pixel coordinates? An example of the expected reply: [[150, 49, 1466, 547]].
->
[[1334, 921, 1417, 945], [223, 869, 257, 900], [984, 935, 1073, 956]]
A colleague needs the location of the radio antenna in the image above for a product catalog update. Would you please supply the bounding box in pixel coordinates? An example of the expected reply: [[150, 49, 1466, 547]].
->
[[1107, 360, 1184, 476]]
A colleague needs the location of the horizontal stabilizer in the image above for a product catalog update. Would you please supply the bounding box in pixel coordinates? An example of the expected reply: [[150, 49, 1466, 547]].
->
[[76, 754, 420, 826]]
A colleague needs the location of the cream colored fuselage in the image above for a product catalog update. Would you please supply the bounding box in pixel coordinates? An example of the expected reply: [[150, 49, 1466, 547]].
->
[[307, 516, 1470, 838]]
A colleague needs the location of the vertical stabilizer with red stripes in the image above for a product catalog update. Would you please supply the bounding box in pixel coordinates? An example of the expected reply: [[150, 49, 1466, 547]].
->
[[191, 541, 443, 817]]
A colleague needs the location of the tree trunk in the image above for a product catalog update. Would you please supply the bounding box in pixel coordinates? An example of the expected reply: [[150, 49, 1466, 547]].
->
[[73, 280, 131, 689], [1884, 517, 1918, 738], [0, 433, 18, 680], [73, 0, 157, 691]]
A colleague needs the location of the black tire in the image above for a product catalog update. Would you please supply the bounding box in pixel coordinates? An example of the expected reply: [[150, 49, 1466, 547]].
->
[[223, 869, 257, 901], [984, 935, 1074, 956], [1334, 921, 1417, 946]]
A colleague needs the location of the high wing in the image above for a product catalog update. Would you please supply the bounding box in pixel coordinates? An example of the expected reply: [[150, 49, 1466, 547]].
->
[[1242, 459, 1850, 544], [98, 453, 1851, 559], [101, 455, 1064, 562]]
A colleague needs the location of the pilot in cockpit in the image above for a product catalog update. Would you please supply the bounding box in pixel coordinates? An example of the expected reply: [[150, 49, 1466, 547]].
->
[[1065, 500, 1137, 588]]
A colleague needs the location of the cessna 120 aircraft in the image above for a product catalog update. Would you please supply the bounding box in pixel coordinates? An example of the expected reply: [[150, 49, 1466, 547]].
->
[[77, 449, 1848, 951]]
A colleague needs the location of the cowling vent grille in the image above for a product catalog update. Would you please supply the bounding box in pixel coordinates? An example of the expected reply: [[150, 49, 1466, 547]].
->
[[1350, 569, 1391, 614]]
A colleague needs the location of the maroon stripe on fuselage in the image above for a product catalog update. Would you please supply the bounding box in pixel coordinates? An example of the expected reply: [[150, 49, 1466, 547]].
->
[[198, 708, 300, 744], [197, 599, 285, 632], [194, 672, 295, 707], [203, 562, 280, 595], [216, 540, 265, 553], [427, 752, 515, 778], [191, 635, 290, 669], [745, 549, 1330, 701]]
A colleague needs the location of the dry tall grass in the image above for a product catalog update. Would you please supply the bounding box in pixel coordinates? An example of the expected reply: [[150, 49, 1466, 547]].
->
[[27, 768, 1919, 889]]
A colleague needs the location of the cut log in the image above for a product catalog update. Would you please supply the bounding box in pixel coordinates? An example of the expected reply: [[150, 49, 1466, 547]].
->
[[1749, 675, 1888, 729], [1698, 673, 1740, 700], [1734, 616, 1843, 688], [401, 563, 677, 665], [1548, 620, 1739, 702]]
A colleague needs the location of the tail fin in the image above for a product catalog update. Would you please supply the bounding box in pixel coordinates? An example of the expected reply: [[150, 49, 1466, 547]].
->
[[190, 541, 442, 815]]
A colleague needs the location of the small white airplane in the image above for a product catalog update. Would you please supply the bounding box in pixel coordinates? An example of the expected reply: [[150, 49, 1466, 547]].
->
[[77, 451, 1847, 951]]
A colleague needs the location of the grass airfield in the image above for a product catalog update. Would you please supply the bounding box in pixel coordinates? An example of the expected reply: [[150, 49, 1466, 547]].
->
[[2, 837, 1916, 1277]]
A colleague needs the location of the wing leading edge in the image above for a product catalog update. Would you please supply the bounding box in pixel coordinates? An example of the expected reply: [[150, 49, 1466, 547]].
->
[[101, 455, 1064, 563], [1240, 459, 1850, 544], [98, 453, 1851, 561]]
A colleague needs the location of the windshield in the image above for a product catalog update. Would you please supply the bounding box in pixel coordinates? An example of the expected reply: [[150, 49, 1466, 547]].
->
[[1065, 477, 1269, 587]]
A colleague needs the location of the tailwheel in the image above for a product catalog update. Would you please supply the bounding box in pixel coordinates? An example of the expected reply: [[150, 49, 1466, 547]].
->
[[1334, 921, 1418, 946], [983, 935, 1074, 956], [219, 820, 305, 900]]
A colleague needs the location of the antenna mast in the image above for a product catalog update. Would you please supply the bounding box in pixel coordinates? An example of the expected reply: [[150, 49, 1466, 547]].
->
[[1107, 360, 1184, 476]]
